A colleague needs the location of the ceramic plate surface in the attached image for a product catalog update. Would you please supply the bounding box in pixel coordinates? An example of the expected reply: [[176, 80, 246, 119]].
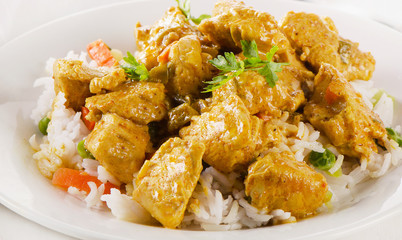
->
[[1, 0, 402, 239]]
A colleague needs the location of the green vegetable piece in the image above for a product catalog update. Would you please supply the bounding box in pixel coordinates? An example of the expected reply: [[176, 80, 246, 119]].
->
[[309, 149, 336, 171], [191, 14, 211, 24], [324, 191, 333, 203], [121, 52, 149, 81], [77, 140, 95, 159], [38, 116, 50, 135], [204, 40, 289, 92], [386, 127, 402, 147], [176, 0, 191, 18], [328, 168, 343, 178]]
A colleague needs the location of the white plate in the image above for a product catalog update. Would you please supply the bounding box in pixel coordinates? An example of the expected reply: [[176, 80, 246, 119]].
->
[[1, 0, 402, 239]]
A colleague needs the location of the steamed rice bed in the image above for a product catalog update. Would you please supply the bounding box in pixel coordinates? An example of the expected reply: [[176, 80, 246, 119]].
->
[[29, 0, 402, 231]]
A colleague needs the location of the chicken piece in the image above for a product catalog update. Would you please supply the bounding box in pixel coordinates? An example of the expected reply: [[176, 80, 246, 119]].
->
[[254, 117, 299, 154], [281, 12, 375, 81], [303, 63, 386, 160], [53, 59, 106, 111], [198, 0, 306, 70], [165, 35, 214, 97], [213, 66, 310, 118], [85, 82, 168, 125], [132, 137, 205, 228], [85, 113, 150, 183], [180, 95, 258, 172], [136, 7, 217, 70], [89, 67, 127, 94], [245, 151, 328, 218]]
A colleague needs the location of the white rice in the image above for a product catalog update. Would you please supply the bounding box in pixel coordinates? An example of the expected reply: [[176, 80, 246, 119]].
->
[[97, 165, 121, 186], [29, 52, 402, 230], [82, 158, 100, 177], [31, 52, 91, 178], [101, 188, 156, 224], [328, 154, 344, 175], [84, 182, 105, 208], [181, 167, 293, 230]]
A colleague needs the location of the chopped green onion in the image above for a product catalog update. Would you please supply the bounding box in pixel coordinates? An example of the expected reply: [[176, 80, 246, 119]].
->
[[77, 140, 95, 159], [371, 89, 395, 106], [386, 127, 402, 147], [191, 14, 211, 24], [38, 116, 50, 135], [309, 149, 336, 171], [328, 168, 342, 177], [324, 191, 333, 203]]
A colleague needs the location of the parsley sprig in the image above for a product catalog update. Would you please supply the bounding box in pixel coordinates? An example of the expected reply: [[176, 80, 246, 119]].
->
[[176, 0, 211, 25], [120, 52, 149, 81], [203, 40, 289, 92]]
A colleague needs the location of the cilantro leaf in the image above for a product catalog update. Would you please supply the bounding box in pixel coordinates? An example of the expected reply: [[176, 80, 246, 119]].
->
[[176, 0, 210, 25], [121, 52, 149, 81], [203, 52, 245, 93], [241, 40, 259, 59], [202, 68, 244, 93], [204, 40, 289, 92], [203, 75, 231, 93], [209, 52, 242, 72], [241, 40, 262, 67], [266, 45, 279, 62], [258, 64, 276, 87]]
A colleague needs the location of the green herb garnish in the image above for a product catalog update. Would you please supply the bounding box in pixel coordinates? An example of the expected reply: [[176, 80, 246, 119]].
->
[[309, 149, 336, 171], [203, 40, 289, 92], [121, 52, 149, 81], [386, 127, 402, 147], [176, 0, 211, 25]]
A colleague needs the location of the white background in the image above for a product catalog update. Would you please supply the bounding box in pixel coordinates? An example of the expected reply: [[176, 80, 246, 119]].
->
[[1, 0, 402, 239]]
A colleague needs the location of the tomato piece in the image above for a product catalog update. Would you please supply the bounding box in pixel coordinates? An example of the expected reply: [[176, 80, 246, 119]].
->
[[81, 106, 95, 131], [52, 168, 118, 194], [87, 39, 117, 67]]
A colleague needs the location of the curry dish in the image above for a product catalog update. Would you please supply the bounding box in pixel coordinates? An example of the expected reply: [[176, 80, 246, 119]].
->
[[31, 0, 401, 230]]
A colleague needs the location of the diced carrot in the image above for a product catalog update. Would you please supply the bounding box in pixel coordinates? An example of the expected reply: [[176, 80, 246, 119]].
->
[[81, 106, 95, 131], [157, 43, 174, 63], [87, 39, 117, 67], [52, 168, 119, 194], [256, 112, 271, 121], [325, 87, 339, 105]]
